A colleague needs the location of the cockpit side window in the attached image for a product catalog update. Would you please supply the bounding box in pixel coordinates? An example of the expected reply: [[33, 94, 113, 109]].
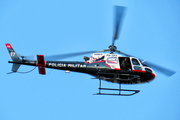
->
[[131, 58, 143, 70], [107, 57, 117, 64], [132, 58, 140, 65]]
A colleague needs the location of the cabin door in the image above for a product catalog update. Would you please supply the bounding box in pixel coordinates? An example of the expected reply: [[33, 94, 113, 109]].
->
[[118, 57, 132, 71]]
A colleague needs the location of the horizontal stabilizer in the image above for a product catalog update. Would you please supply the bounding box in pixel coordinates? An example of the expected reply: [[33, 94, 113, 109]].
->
[[37, 55, 46, 75], [38, 67, 46, 74]]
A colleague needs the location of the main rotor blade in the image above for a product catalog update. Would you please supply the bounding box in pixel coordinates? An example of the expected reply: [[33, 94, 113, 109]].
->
[[115, 50, 131, 56], [44, 50, 106, 60], [143, 61, 176, 77], [112, 6, 126, 45]]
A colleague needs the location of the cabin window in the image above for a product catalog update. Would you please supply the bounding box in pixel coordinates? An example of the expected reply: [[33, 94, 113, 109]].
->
[[133, 66, 142, 70], [107, 57, 117, 64], [132, 58, 140, 65], [145, 68, 152, 73]]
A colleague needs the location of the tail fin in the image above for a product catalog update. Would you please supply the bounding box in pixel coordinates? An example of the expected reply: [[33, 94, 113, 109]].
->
[[5, 43, 20, 61], [5, 43, 21, 72]]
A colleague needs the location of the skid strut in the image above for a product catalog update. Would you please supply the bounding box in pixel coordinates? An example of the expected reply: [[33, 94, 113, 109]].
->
[[94, 79, 140, 96]]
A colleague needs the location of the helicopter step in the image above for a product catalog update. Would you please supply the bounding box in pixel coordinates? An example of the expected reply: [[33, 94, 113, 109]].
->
[[93, 79, 140, 96]]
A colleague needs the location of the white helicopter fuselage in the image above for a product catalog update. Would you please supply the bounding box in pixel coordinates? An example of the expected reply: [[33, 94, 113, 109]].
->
[[87, 53, 156, 78]]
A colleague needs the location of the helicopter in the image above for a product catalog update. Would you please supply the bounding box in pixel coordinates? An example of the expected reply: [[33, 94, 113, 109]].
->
[[6, 6, 176, 96]]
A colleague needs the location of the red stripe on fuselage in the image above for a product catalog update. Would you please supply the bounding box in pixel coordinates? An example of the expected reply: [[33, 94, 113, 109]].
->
[[85, 60, 105, 64], [107, 61, 117, 64], [92, 60, 105, 63], [133, 70, 146, 73], [133, 70, 156, 78], [152, 73, 156, 78], [114, 68, 121, 70], [106, 64, 111, 67], [85, 61, 89, 64]]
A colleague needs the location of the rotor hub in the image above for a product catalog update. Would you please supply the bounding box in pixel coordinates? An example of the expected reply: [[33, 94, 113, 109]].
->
[[108, 45, 117, 53]]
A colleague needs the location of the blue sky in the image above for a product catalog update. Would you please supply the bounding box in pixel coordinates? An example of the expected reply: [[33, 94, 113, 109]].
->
[[1, 0, 180, 120]]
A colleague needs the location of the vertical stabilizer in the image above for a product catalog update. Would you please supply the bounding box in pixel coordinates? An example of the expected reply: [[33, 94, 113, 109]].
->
[[5, 43, 21, 72], [12, 63, 21, 72], [5, 43, 20, 61]]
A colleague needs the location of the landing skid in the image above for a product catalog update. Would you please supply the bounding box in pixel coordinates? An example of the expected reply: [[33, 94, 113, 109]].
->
[[93, 79, 140, 96]]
